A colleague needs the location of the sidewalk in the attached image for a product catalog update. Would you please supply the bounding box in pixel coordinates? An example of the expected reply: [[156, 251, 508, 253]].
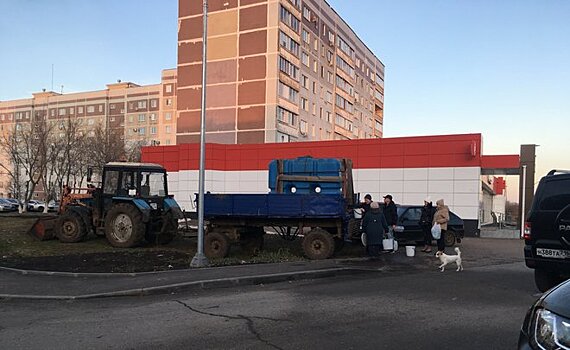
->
[[0, 259, 368, 300], [0, 237, 525, 300]]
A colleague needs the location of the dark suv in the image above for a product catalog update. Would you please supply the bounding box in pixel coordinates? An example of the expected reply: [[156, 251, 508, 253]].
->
[[396, 205, 465, 247], [524, 170, 570, 292]]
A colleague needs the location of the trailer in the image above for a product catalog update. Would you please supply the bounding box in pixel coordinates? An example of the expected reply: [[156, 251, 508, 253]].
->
[[202, 157, 360, 260]]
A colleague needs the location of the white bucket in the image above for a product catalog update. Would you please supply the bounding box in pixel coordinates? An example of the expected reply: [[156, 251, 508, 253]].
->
[[393, 240, 399, 252], [382, 238, 394, 251], [405, 246, 415, 257]]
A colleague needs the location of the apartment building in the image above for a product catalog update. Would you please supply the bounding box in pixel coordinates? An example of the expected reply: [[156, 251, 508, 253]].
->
[[177, 0, 385, 144], [0, 69, 177, 198]]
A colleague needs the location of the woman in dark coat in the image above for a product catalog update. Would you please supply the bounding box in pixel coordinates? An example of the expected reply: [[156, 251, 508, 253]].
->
[[361, 201, 389, 257], [420, 197, 435, 253]]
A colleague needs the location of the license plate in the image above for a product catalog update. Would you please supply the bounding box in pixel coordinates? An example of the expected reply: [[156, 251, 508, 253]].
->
[[536, 248, 570, 259]]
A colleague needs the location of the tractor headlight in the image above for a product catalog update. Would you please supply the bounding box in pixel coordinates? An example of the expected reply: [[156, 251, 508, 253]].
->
[[532, 309, 570, 349]]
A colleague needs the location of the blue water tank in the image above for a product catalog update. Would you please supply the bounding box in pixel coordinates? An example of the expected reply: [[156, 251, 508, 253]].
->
[[268, 157, 344, 194]]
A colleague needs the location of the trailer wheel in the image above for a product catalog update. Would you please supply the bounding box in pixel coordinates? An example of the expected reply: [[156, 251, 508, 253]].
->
[[105, 203, 145, 248], [240, 227, 264, 255], [56, 210, 87, 243], [205, 231, 231, 258], [303, 228, 334, 260]]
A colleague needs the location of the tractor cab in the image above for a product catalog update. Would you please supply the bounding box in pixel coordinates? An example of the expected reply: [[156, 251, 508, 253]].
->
[[100, 162, 169, 200]]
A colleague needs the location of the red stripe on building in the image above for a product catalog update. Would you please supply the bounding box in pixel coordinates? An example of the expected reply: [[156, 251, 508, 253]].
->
[[142, 134, 487, 172], [481, 155, 520, 170]]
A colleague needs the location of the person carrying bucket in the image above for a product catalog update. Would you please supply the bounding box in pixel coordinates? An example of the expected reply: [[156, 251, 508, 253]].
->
[[361, 201, 389, 258]]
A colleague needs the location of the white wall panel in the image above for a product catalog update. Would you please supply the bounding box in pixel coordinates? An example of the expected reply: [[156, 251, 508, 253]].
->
[[379, 169, 404, 181], [454, 167, 480, 180], [355, 169, 382, 181], [357, 180, 380, 194], [453, 193, 480, 207], [428, 181, 454, 193], [403, 168, 429, 181], [454, 180, 480, 193], [428, 167, 454, 180], [379, 180, 404, 193], [403, 180, 428, 193]]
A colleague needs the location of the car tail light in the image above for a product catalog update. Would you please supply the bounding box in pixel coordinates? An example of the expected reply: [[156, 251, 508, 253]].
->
[[524, 222, 531, 240]]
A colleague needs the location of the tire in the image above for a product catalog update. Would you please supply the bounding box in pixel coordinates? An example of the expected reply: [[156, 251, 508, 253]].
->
[[240, 227, 264, 255], [535, 269, 561, 293], [444, 230, 456, 247], [104, 203, 145, 248], [303, 228, 335, 260], [205, 231, 231, 258], [56, 210, 87, 243], [38, 206, 44, 212]]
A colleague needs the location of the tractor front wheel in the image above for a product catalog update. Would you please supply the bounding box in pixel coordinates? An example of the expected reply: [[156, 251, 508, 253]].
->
[[105, 203, 145, 248], [56, 210, 87, 243]]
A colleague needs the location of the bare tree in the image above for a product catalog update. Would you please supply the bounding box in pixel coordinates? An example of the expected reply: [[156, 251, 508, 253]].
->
[[125, 139, 148, 163], [0, 118, 53, 211], [87, 124, 126, 177]]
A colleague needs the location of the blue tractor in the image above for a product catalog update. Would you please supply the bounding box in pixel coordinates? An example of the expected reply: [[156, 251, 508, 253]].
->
[[35, 162, 183, 248]]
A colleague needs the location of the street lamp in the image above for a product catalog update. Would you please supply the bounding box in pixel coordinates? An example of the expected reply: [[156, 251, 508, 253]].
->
[[190, 0, 210, 268]]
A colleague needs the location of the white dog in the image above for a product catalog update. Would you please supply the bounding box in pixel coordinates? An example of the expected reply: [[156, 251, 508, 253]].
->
[[435, 247, 463, 272]]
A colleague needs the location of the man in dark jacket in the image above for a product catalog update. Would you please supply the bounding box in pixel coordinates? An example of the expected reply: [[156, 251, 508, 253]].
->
[[362, 201, 389, 258], [420, 197, 436, 253], [382, 194, 398, 238]]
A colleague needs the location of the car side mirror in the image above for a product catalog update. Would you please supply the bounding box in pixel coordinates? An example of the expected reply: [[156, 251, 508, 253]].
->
[[87, 167, 93, 183]]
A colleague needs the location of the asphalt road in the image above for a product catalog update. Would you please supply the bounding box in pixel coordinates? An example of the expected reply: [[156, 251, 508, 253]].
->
[[0, 239, 539, 350]]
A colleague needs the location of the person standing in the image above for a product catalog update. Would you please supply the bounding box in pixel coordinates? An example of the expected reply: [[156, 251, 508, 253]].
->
[[433, 199, 450, 253], [361, 201, 389, 258], [361, 194, 373, 214], [382, 194, 398, 238], [420, 197, 435, 253]]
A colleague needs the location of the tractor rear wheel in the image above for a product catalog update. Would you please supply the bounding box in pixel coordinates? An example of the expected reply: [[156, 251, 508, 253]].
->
[[105, 203, 145, 248], [145, 213, 178, 245], [56, 210, 87, 243], [303, 228, 335, 260]]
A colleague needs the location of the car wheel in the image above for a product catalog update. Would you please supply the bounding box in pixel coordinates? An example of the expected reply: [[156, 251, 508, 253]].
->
[[444, 230, 456, 247], [534, 269, 562, 293]]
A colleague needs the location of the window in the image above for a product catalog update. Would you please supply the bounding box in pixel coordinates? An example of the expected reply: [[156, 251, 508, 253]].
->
[[98, 105, 103, 112], [150, 113, 157, 121], [326, 111, 332, 123], [279, 56, 299, 79], [302, 29, 310, 44], [165, 112, 172, 120], [327, 71, 334, 84], [165, 139, 171, 145], [375, 89, 384, 101], [104, 171, 119, 195], [539, 181, 570, 210], [151, 99, 158, 108], [78, 106, 84, 114], [138, 114, 146, 122], [150, 126, 157, 134], [165, 125, 171, 134], [279, 5, 300, 32], [312, 81, 317, 94], [337, 36, 355, 59], [319, 107, 323, 119], [58, 108, 65, 116], [313, 60, 318, 73], [335, 94, 354, 113], [328, 31, 334, 43], [88, 119, 94, 125], [137, 101, 147, 109], [128, 115, 134, 123], [301, 97, 308, 111], [312, 103, 316, 115], [165, 98, 172, 106], [303, 6, 312, 20], [325, 91, 333, 103], [288, 0, 300, 9], [277, 106, 298, 126], [375, 120, 382, 132], [165, 84, 172, 93], [336, 74, 354, 96], [278, 81, 299, 103], [301, 75, 309, 89], [87, 106, 95, 113], [301, 52, 309, 67], [336, 56, 355, 78], [313, 38, 318, 52], [139, 127, 146, 135], [279, 31, 300, 56], [300, 120, 308, 134]]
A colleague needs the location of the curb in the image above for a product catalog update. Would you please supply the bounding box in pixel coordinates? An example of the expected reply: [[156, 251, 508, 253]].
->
[[0, 267, 371, 300], [0, 258, 369, 278]]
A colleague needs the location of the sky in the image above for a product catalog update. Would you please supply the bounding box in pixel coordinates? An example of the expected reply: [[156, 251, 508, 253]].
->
[[1, 0, 569, 200]]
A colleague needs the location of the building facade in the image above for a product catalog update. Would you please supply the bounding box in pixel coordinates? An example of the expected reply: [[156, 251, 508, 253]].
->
[[0, 69, 178, 198], [177, 0, 385, 145]]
